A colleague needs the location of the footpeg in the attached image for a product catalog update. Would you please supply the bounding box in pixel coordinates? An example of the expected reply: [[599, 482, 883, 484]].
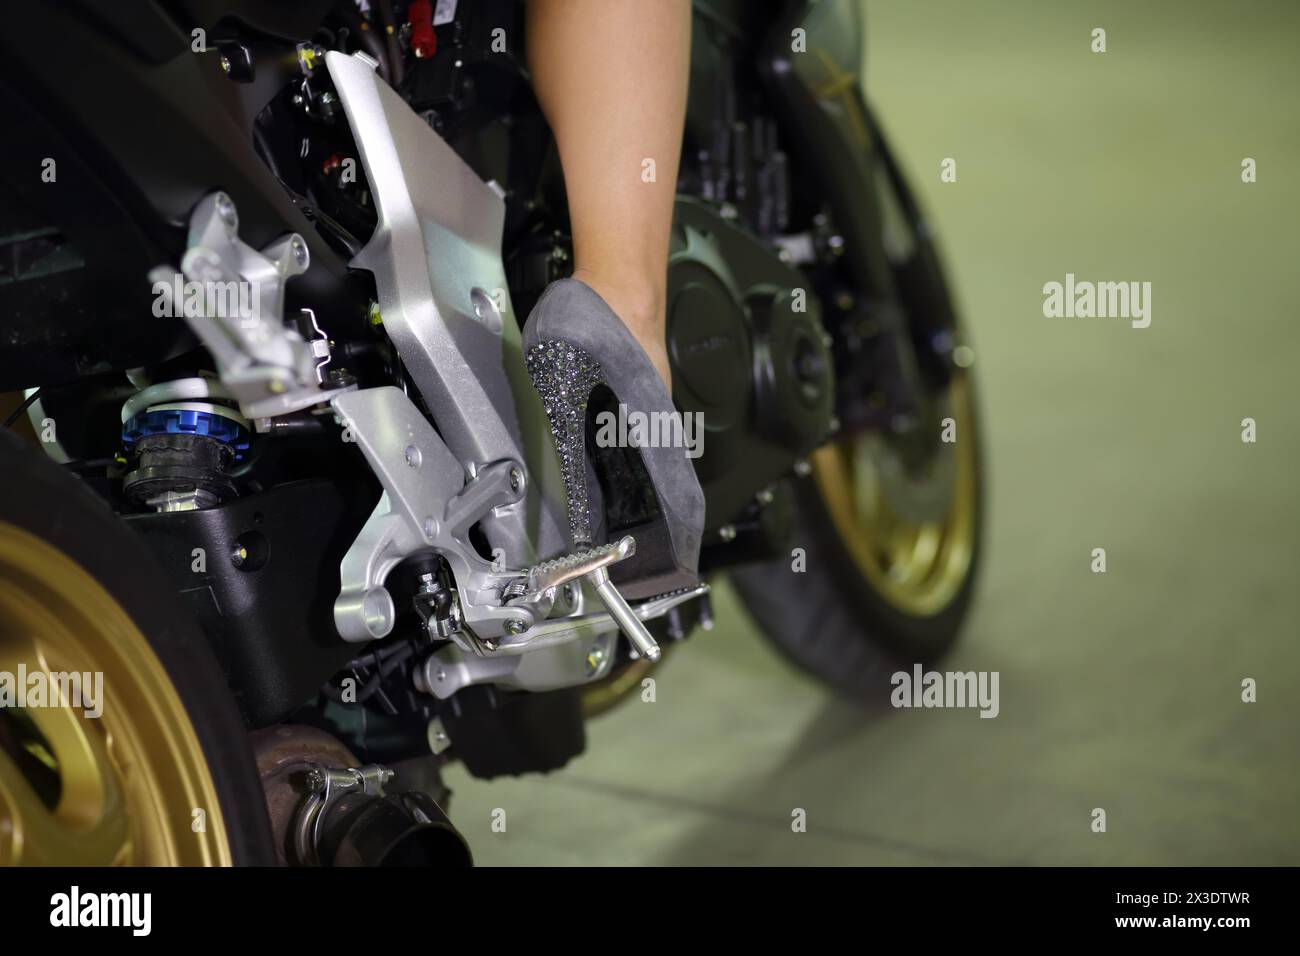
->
[[518, 535, 661, 662]]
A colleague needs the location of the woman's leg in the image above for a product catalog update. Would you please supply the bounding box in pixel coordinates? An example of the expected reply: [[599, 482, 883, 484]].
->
[[526, 0, 691, 388]]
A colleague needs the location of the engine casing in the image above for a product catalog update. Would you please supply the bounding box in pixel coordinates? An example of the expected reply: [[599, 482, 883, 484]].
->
[[666, 198, 835, 530]]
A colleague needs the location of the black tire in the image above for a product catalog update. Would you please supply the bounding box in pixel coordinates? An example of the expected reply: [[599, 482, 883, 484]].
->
[[730, 415, 984, 703], [0, 431, 275, 865]]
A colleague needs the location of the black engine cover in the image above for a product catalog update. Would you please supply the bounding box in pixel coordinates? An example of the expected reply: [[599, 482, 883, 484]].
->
[[667, 198, 835, 530]]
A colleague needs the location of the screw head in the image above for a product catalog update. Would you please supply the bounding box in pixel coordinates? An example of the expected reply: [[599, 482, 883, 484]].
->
[[290, 236, 308, 267], [504, 619, 528, 635], [219, 54, 232, 74], [509, 467, 523, 491], [215, 193, 237, 230]]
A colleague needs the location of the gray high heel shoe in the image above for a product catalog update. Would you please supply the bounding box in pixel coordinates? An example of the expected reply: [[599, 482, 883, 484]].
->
[[523, 278, 705, 600]]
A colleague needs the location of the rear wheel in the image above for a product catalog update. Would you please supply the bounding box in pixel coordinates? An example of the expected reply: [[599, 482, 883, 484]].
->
[[0, 431, 273, 865]]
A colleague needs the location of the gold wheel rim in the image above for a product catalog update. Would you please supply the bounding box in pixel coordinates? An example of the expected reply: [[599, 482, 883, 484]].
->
[[811, 372, 978, 618], [0, 522, 231, 865], [582, 649, 669, 718]]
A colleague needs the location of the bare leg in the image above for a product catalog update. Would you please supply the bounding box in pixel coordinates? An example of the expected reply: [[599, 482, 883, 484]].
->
[[526, 0, 691, 388]]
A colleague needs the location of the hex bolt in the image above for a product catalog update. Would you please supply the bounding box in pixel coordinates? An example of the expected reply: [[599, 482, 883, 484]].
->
[[215, 193, 238, 231]]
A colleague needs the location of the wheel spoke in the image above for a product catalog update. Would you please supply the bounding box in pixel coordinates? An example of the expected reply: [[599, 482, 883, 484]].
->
[[811, 376, 978, 617], [0, 741, 129, 866], [0, 521, 224, 865]]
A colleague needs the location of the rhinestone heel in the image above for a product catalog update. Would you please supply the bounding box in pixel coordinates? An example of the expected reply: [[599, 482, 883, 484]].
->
[[524, 341, 604, 549]]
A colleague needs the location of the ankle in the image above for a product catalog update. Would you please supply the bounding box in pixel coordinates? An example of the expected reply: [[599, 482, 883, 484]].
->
[[571, 267, 671, 388]]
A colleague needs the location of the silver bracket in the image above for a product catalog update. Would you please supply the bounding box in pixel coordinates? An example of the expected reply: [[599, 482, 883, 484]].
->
[[416, 584, 708, 699], [324, 48, 566, 569], [159, 191, 353, 423], [331, 386, 536, 642]]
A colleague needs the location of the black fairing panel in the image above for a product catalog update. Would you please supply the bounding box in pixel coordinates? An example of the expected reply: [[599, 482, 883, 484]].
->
[[0, 0, 362, 390], [124, 478, 379, 728]]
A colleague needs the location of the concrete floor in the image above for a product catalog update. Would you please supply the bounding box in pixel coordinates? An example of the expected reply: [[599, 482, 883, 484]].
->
[[443, 0, 1300, 865]]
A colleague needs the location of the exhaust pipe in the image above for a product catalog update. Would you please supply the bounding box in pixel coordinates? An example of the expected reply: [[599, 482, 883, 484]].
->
[[252, 724, 472, 867], [320, 790, 472, 867]]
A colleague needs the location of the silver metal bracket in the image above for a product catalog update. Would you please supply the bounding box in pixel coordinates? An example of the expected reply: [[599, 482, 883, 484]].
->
[[324, 49, 566, 568], [415, 584, 707, 699], [159, 191, 353, 422], [331, 386, 536, 642]]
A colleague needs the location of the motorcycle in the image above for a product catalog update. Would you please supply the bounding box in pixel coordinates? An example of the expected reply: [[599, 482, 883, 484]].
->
[[0, 0, 982, 865]]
